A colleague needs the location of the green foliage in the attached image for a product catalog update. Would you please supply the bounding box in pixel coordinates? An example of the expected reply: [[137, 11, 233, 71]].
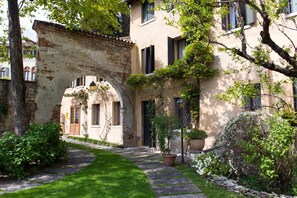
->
[[215, 112, 297, 195], [152, 115, 178, 154], [240, 115, 297, 193], [19, 0, 129, 35], [64, 89, 88, 113], [126, 74, 149, 88], [186, 128, 208, 140], [216, 81, 260, 106], [67, 136, 123, 148], [0, 123, 68, 179], [0, 143, 155, 198], [192, 152, 232, 177]]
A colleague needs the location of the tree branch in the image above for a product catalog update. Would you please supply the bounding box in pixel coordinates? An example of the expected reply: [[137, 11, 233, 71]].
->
[[275, 22, 296, 50], [211, 40, 297, 77]]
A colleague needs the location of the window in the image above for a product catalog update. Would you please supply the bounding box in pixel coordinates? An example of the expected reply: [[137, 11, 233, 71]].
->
[[178, 39, 186, 59], [24, 66, 30, 81], [142, 45, 155, 74], [113, 102, 121, 125], [72, 77, 86, 87], [70, 106, 80, 124], [142, 1, 154, 23], [243, 83, 261, 111], [285, 0, 297, 14], [174, 98, 192, 128], [222, 1, 255, 31], [168, 37, 187, 65], [96, 76, 104, 82], [31, 67, 36, 81], [0, 68, 9, 78], [92, 104, 100, 125]]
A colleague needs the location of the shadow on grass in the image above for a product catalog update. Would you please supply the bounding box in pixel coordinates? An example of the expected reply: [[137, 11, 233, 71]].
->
[[1, 143, 155, 198]]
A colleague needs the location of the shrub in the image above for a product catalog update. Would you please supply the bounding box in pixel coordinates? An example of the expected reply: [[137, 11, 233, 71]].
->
[[0, 122, 67, 179], [214, 112, 297, 195], [186, 129, 208, 140]]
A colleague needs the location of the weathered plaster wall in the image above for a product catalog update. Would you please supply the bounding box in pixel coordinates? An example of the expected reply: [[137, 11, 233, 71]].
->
[[0, 79, 37, 134], [33, 21, 136, 147]]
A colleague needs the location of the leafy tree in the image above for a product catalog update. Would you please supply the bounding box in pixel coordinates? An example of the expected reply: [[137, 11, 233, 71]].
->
[[0, 0, 129, 135], [163, 0, 297, 78]]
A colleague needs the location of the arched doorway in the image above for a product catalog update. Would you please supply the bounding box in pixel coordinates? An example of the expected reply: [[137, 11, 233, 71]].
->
[[32, 20, 135, 147], [61, 75, 124, 145]]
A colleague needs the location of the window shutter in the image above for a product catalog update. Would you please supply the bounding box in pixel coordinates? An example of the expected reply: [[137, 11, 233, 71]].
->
[[168, 37, 174, 65], [222, 15, 227, 30], [150, 45, 155, 73], [245, 4, 256, 25], [142, 48, 147, 73]]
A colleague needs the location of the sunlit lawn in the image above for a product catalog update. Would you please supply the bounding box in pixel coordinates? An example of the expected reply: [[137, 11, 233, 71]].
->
[[1, 143, 155, 198], [177, 165, 246, 198]]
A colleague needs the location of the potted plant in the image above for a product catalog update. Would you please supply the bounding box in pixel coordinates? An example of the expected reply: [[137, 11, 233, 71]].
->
[[152, 114, 178, 167], [186, 128, 208, 151]]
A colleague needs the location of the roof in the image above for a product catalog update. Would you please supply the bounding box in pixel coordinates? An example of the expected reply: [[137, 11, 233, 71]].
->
[[32, 20, 133, 45]]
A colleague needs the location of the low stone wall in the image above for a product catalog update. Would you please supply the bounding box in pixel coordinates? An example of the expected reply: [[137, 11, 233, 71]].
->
[[0, 79, 37, 134]]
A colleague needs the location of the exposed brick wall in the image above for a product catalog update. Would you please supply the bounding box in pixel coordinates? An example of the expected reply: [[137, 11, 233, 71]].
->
[[0, 79, 37, 134]]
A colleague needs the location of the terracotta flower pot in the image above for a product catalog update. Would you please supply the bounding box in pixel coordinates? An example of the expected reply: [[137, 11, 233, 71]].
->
[[162, 154, 177, 167], [189, 139, 205, 151]]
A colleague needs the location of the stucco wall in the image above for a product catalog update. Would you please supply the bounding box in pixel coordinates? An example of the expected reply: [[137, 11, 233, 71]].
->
[[60, 76, 123, 144], [130, 0, 297, 149]]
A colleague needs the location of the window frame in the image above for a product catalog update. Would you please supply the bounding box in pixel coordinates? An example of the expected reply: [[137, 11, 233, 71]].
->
[[92, 104, 100, 126], [142, 1, 155, 23], [24, 66, 30, 81], [221, 1, 255, 31], [112, 101, 121, 126], [142, 45, 155, 74]]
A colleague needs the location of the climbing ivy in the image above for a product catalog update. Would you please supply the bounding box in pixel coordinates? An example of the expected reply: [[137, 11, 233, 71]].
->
[[126, 0, 217, 124]]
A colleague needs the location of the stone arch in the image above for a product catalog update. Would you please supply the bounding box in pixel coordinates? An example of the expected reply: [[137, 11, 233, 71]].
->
[[32, 20, 136, 147]]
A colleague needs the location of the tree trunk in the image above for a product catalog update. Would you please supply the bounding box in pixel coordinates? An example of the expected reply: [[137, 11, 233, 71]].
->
[[7, 0, 29, 135]]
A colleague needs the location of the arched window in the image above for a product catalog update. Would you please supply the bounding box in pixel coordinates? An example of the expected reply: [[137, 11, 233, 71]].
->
[[31, 67, 36, 81], [24, 66, 30, 81], [0, 68, 9, 79]]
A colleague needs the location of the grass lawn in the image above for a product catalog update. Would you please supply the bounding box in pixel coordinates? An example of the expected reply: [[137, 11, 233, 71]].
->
[[0, 143, 155, 198], [177, 165, 246, 198]]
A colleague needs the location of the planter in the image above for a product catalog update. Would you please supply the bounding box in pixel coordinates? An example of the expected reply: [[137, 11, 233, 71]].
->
[[162, 154, 177, 167], [189, 139, 205, 151]]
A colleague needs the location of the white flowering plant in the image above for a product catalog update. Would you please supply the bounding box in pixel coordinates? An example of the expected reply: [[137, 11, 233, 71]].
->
[[192, 152, 233, 177]]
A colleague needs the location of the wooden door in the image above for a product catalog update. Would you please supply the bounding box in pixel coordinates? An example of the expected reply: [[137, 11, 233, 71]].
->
[[70, 106, 81, 135]]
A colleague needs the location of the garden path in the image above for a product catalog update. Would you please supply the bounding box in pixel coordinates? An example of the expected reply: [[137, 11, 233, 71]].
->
[[65, 138, 206, 198], [0, 138, 206, 198]]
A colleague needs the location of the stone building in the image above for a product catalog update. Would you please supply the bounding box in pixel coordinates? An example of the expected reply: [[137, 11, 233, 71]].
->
[[1, 0, 297, 149], [60, 0, 297, 148], [0, 39, 36, 81]]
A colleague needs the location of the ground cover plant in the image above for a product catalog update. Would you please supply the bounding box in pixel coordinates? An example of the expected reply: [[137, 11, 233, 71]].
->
[[0, 122, 67, 179], [0, 143, 155, 198]]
